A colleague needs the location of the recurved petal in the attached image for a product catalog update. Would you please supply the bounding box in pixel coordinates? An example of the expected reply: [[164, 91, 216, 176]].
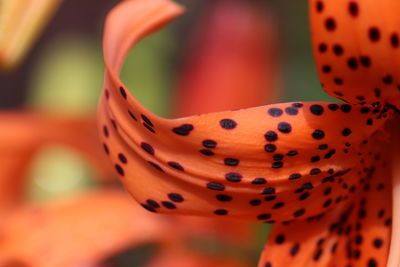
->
[[258, 136, 391, 267], [100, 0, 391, 222], [310, 0, 400, 107], [0, 0, 62, 70]]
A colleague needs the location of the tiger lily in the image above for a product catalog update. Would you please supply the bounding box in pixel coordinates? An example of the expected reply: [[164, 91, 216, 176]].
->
[[0, 0, 62, 70], [99, 0, 399, 266]]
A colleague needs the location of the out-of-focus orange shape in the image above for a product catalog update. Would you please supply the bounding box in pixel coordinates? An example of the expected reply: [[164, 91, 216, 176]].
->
[[0, 112, 110, 214], [0, 0, 61, 70], [0, 190, 170, 267]]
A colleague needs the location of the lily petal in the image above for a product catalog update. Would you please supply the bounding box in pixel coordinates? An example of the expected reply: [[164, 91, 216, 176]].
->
[[310, 0, 400, 107], [0, 112, 110, 213], [0, 0, 62, 70], [0, 190, 170, 267], [100, 0, 391, 221], [258, 137, 391, 266]]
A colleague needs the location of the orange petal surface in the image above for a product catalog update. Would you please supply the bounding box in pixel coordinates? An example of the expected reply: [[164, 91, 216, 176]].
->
[[100, 0, 391, 222], [310, 0, 400, 107]]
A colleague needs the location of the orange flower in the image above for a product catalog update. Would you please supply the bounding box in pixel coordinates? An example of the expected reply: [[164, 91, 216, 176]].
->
[[99, 0, 399, 266]]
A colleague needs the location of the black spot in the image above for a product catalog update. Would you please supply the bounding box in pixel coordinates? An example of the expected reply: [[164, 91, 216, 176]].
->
[[316, 1, 323, 12], [322, 65, 331, 73], [342, 128, 352, 136], [348, 2, 359, 16], [318, 144, 328, 150], [373, 238, 383, 248], [225, 172, 242, 182], [257, 213, 271, 220], [141, 142, 155, 155], [310, 104, 324, 115], [103, 126, 109, 137], [115, 164, 124, 176], [103, 143, 110, 154], [200, 149, 214, 156], [289, 173, 302, 180], [369, 27, 380, 42], [264, 131, 278, 142], [334, 78, 343, 85], [168, 193, 184, 203], [293, 209, 305, 217], [262, 187, 276, 195], [216, 194, 232, 202], [143, 123, 155, 133], [360, 56, 371, 67], [162, 201, 176, 209], [275, 234, 285, 244], [278, 122, 292, 133], [287, 150, 298, 156], [273, 154, 284, 161], [313, 249, 323, 261], [383, 75, 393, 84], [207, 182, 225, 191], [272, 162, 283, 168], [220, 119, 237, 129], [202, 139, 217, 148], [319, 43, 327, 53], [141, 114, 154, 127], [310, 168, 321, 175], [168, 161, 184, 171], [290, 243, 300, 256], [391, 33, 399, 48], [147, 199, 160, 208], [128, 110, 137, 121], [368, 258, 377, 267], [340, 104, 351, 113], [311, 155, 321, 162], [299, 192, 310, 200], [273, 202, 285, 209], [264, 144, 277, 153], [224, 158, 239, 166], [268, 108, 283, 117], [325, 18, 336, 31], [285, 107, 299, 115], [147, 161, 163, 172], [312, 129, 325, 140], [264, 196, 276, 201], [250, 199, 262, 206], [252, 177, 267, 184], [141, 204, 156, 213], [333, 44, 343, 56], [118, 153, 127, 164], [347, 57, 358, 70], [119, 86, 127, 99], [214, 209, 228, 215], [172, 124, 194, 136], [328, 104, 339, 111]]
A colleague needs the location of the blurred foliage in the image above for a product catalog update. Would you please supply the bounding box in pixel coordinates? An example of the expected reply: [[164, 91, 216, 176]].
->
[[27, 36, 103, 114], [25, 144, 96, 202]]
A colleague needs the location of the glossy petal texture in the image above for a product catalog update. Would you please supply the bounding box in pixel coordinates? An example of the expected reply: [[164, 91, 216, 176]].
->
[[0, 190, 170, 267], [0, 112, 110, 214], [310, 0, 400, 108], [173, 0, 279, 116], [258, 133, 392, 266], [100, 0, 391, 221], [0, 0, 61, 70]]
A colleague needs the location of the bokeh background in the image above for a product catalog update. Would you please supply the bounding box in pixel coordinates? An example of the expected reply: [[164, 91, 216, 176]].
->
[[0, 0, 340, 265]]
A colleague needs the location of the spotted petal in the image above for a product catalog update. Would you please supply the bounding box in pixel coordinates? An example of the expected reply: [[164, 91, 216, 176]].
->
[[100, 0, 391, 222], [258, 138, 391, 266], [310, 0, 400, 107]]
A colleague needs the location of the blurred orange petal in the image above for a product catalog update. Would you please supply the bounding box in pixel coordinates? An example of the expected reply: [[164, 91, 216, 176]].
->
[[0, 190, 170, 267], [0, 112, 110, 213], [0, 0, 61, 70]]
